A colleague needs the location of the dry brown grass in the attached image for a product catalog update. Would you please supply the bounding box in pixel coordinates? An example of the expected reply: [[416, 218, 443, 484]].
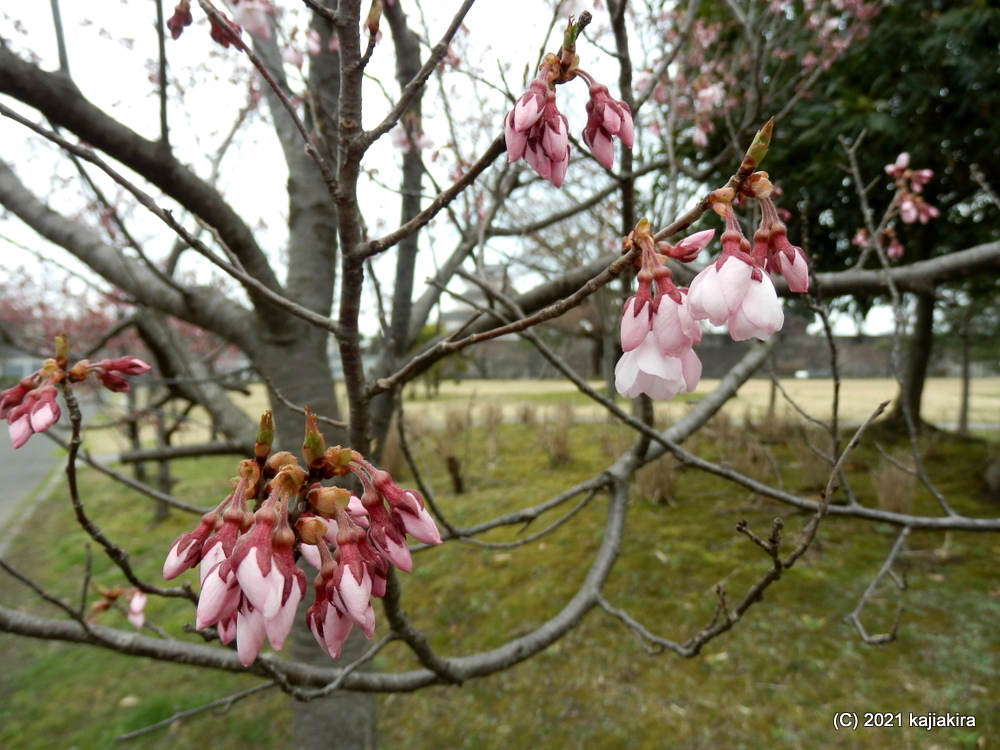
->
[[539, 401, 576, 466], [80, 377, 1000, 457], [872, 450, 917, 515]]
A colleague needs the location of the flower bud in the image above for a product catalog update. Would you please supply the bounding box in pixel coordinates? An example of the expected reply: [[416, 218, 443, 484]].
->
[[255, 410, 274, 461], [296, 516, 329, 545], [302, 408, 326, 468], [264, 451, 298, 475], [322, 446, 354, 477], [307, 485, 352, 518]]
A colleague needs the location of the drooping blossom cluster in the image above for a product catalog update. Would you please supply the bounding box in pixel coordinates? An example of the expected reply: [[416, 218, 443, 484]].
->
[[0, 334, 151, 449], [886, 152, 939, 226], [616, 171, 811, 401], [505, 16, 633, 186], [851, 154, 940, 263], [163, 410, 442, 665], [167, 0, 274, 46], [615, 221, 712, 400]]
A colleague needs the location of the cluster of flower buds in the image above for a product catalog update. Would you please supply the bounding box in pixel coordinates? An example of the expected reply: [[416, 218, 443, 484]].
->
[[852, 227, 905, 261], [89, 585, 148, 631], [0, 335, 151, 449], [850, 153, 940, 263], [163, 410, 442, 665], [885, 152, 939, 225], [615, 221, 712, 400], [505, 15, 633, 186], [615, 127, 812, 401]]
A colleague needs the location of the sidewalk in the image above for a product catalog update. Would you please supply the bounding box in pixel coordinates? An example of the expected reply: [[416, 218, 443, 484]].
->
[[0, 431, 62, 557]]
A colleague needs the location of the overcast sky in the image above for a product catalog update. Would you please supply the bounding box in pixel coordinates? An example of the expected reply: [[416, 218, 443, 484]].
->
[[0, 2, 896, 337]]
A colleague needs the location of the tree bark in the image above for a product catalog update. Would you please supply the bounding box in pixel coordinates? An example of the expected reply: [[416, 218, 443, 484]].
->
[[958, 308, 971, 436], [889, 292, 935, 427], [368, 0, 426, 458]]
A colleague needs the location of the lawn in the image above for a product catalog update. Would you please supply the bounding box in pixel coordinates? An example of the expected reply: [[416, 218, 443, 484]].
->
[[1, 380, 999, 748]]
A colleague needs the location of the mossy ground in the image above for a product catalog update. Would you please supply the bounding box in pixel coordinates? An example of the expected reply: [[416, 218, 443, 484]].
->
[[1, 399, 998, 749]]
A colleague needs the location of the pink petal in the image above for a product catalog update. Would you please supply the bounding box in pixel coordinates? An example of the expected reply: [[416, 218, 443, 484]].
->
[[236, 601, 267, 666], [651, 299, 690, 357], [196, 563, 241, 629], [589, 128, 614, 169], [398, 504, 442, 546], [264, 581, 303, 651], [29, 401, 59, 432], [617, 106, 635, 148], [234, 548, 278, 613], [512, 97, 542, 132], [299, 543, 322, 569], [777, 250, 809, 293], [549, 150, 568, 188], [679, 348, 703, 392], [620, 297, 651, 352], [728, 277, 783, 341], [505, 113, 527, 161], [335, 567, 373, 626], [716, 258, 754, 313], [687, 267, 730, 325], [602, 105, 622, 135], [8, 414, 33, 449]]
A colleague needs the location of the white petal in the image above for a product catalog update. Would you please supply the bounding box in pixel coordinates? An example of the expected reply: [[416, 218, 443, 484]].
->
[[716, 258, 753, 312], [687, 267, 730, 325]]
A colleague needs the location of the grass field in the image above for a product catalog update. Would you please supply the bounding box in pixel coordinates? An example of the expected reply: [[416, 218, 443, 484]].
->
[[2, 379, 999, 748], [80, 376, 1000, 457]]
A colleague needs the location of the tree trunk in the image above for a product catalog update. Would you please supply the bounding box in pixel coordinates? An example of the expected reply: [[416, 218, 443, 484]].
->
[[253, 331, 378, 750], [367, 0, 425, 460], [958, 306, 972, 436], [889, 291, 936, 428]]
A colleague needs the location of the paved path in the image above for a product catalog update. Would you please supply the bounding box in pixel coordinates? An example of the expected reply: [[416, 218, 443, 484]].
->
[[0, 396, 102, 556], [0, 428, 62, 556]]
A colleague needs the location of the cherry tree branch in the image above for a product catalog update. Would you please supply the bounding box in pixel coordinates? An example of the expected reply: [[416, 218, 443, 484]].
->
[[844, 526, 910, 645]]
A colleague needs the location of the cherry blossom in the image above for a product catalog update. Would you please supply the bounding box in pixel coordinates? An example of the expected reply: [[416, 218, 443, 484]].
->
[[163, 413, 442, 664], [582, 83, 634, 169]]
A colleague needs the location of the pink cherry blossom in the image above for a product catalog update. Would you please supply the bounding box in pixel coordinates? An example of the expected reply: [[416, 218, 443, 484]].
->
[[127, 591, 147, 630], [370, 470, 442, 546], [615, 333, 701, 401], [236, 600, 267, 666], [658, 229, 715, 263], [505, 76, 571, 188], [620, 295, 652, 352], [6, 402, 35, 449], [689, 255, 784, 342], [0, 377, 33, 420], [306, 581, 354, 659], [162, 511, 218, 580], [582, 84, 634, 169], [725, 274, 784, 341], [28, 386, 60, 432], [232, 0, 272, 40], [757, 197, 810, 293], [651, 290, 702, 357], [772, 245, 810, 294], [885, 152, 910, 179], [230, 505, 282, 613], [687, 255, 754, 326], [196, 558, 241, 630], [306, 29, 322, 56]]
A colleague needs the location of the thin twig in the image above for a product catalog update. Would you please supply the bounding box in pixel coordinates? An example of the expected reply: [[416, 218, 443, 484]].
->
[[113, 681, 278, 741], [844, 526, 910, 645]]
